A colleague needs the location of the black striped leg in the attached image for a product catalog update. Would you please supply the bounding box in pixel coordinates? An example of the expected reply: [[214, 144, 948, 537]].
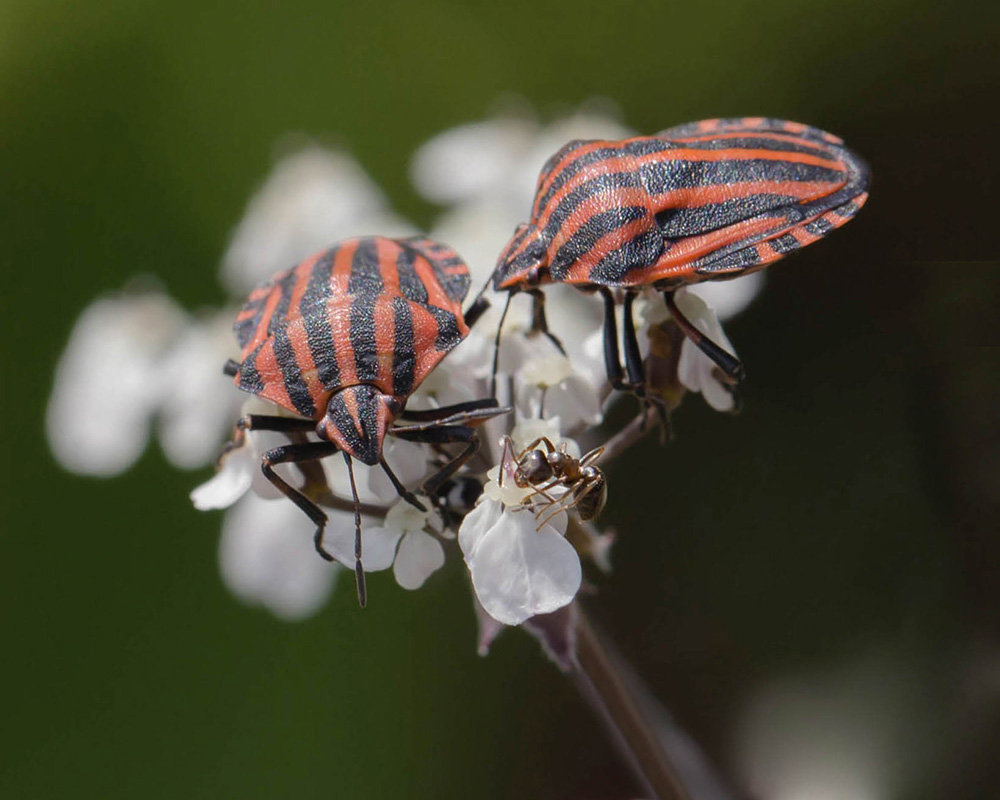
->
[[260, 441, 340, 563], [379, 456, 426, 512], [527, 289, 567, 355], [218, 413, 316, 462], [663, 292, 745, 384], [390, 424, 480, 498], [341, 453, 367, 608], [598, 287, 628, 392], [623, 291, 674, 430], [489, 293, 515, 399], [400, 397, 502, 423], [622, 291, 646, 390]]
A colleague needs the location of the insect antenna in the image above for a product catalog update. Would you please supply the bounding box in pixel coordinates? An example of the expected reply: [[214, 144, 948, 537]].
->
[[342, 453, 367, 608], [463, 294, 491, 329]]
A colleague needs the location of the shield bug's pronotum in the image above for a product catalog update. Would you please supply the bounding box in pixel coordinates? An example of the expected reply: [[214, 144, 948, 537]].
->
[[490, 117, 870, 409], [223, 235, 506, 605], [500, 435, 607, 527]]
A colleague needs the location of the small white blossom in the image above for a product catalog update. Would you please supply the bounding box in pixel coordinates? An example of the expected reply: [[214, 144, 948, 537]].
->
[[673, 289, 741, 412], [219, 493, 339, 621], [47, 288, 187, 476], [220, 144, 413, 295], [393, 530, 445, 591], [190, 444, 255, 511], [688, 271, 765, 321], [459, 498, 581, 626], [157, 311, 244, 469]]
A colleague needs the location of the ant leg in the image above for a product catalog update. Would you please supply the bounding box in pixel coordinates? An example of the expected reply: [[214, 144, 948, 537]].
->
[[260, 441, 340, 561], [578, 446, 605, 467], [663, 291, 745, 383], [527, 289, 567, 355]]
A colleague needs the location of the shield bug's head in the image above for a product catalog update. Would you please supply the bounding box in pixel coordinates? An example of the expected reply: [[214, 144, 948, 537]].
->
[[493, 222, 549, 291], [318, 384, 401, 466]]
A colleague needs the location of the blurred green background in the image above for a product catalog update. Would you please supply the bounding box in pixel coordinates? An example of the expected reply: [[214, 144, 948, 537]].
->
[[2, 1, 997, 798]]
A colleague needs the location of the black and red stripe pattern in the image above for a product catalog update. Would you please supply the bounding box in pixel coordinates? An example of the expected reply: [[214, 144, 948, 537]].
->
[[494, 117, 869, 290], [231, 236, 471, 463]]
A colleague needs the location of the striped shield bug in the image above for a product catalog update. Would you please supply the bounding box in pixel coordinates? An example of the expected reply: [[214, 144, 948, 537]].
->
[[490, 117, 870, 411], [223, 235, 506, 606]]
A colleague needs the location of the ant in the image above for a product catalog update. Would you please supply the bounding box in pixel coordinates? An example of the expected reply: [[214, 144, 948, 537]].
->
[[499, 435, 607, 527]]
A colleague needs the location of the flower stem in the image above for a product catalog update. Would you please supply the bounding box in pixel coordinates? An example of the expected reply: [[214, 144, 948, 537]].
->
[[595, 407, 657, 465], [570, 605, 739, 800]]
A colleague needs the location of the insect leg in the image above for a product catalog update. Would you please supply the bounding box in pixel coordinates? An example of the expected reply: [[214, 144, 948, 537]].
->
[[527, 289, 567, 355], [578, 446, 605, 467], [391, 424, 480, 498], [489, 293, 515, 399], [622, 291, 646, 391], [260, 441, 340, 561], [598, 287, 628, 391], [219, 414, 317, 462], [663, 292, 745, 383], [400, 397, 502, 422], [535, 480, 587, 529], [378, 456, 427, 512], [342, 453, 367, 608]]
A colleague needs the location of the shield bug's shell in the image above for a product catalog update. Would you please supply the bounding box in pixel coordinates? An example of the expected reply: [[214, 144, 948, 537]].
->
[[223, 235, 506, 606], [234, 236, 470, 430], [495, 117, 869, 291], [490, 117, 870, 416]]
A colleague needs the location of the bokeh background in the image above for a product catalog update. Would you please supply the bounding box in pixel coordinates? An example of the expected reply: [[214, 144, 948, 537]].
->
[[2, 1, 998, 798]]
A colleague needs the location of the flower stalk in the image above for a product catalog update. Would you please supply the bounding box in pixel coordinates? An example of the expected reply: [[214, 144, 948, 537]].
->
[[570, 601, 740, 800]]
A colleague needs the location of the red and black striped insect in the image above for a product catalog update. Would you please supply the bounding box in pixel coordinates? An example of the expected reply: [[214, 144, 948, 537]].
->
[[491, 117, 870, 406], [223, 235, 505, 605]]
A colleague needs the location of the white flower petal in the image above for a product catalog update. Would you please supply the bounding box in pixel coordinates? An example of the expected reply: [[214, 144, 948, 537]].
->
[[219, 493, 338, 621], [324, 525, 401, 572], [410, 118, 538, 205], [462, 501, 580, 626], [47, 290, 187, 476], [393, 531, 445, 590], [190, 446, 254, 510], [674, 289, 739, 412], [457, 496, 503, 561], [688, 271, 765, 320], [384, 497, 433, 535], [220, 145, 414, 295], [157, 311, 244, 469]]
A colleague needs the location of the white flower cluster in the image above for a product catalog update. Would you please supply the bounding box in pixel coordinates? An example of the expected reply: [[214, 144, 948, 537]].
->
[[47, 104, 764, 630]]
